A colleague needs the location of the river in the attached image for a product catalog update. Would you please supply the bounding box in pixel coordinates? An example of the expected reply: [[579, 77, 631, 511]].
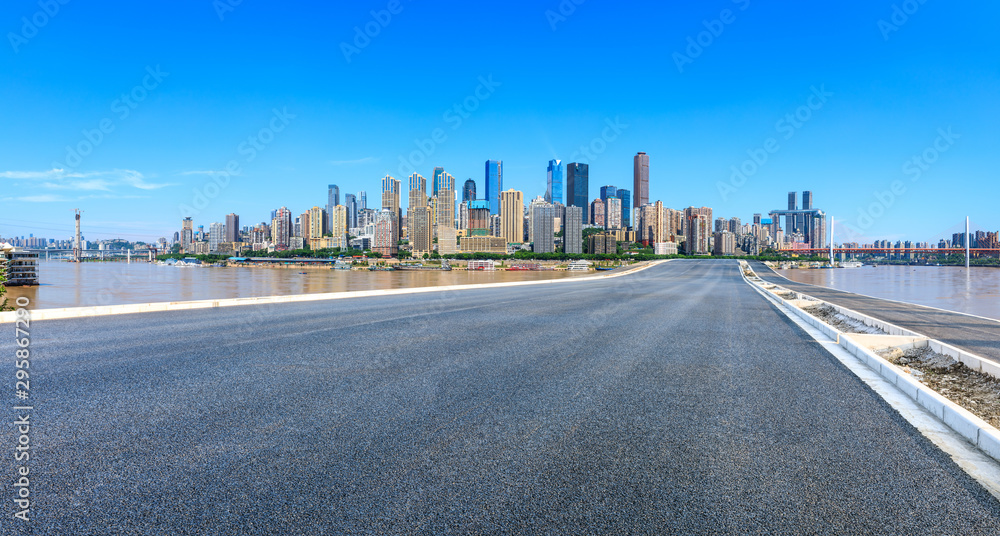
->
[[5, 261, 592, 310], [775, 265, 1000, 321]]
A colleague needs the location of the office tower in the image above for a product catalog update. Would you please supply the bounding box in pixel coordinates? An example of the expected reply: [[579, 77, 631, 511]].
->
[[531, 201, 555, 253], [605, 197, 622, 230], [373, 209, 398, 256], [564, 205, 583, 254], [634, 152, 649, 208], [546, 159, 563, 205], [684, 206, 713, 255], [463, 179, 476, 203], [566, 163, 590, 224], [410, 206, 432, 254], [271, 207, 292, 249], [485, 160, 503, 215], [500, 189, 524, 244], [802, 191, 813, 210], [225, 213, 240, 243], [344, 194, 358, 229], [358, 191, 367, 210], [381, 175, 401, 237], [600, 185, 617, 202], [209, 222, 224, 252], [590, 198, 606, 229], [331, 205, 349, 248], [432, 167, 446, 195], [801, 190, 815, 242], [308, 206, 325, 240], [617, 189, 631, 229], [181, 217, 193, 253]]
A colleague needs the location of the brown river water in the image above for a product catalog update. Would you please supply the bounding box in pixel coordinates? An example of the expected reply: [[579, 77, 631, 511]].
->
[[5, 261, 591, 310], [775, 265, 1000, 321]]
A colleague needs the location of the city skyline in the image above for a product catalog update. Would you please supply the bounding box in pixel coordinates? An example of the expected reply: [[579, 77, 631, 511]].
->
[[2, 2, 998, 243]]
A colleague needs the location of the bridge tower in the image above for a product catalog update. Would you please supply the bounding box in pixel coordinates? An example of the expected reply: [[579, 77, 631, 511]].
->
[[73, 209, 83, 263]]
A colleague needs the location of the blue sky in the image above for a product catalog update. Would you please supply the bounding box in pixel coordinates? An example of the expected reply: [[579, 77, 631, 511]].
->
[[1, 0, 997, 243]]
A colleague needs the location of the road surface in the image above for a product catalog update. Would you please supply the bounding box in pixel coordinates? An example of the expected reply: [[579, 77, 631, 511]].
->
[[4, 260, 999, 534]]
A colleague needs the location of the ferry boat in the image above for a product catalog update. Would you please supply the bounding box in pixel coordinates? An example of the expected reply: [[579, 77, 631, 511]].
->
[[368, 265, 395, 271], [840, 261, 863, 268], [567, 260, 592, 272], [467, 260, 495, 271], [394, 261, 451, 271], [508, 263, 542, 271]]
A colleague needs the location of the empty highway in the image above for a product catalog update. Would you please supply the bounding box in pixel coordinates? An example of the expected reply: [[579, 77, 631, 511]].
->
[[3, 260, 1000, 534]]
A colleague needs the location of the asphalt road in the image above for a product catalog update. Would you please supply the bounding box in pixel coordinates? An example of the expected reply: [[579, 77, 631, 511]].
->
[[750, 261, 1000, 365], [4, 260, 1000, 534]]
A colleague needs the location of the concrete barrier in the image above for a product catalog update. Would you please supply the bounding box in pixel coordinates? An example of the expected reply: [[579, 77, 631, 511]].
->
[[739, 261, 1000, 466]]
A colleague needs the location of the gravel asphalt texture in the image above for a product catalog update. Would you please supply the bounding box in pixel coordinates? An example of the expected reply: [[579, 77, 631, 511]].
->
[[3, 260, 1000, 534], [750, 261, 1000, 365]]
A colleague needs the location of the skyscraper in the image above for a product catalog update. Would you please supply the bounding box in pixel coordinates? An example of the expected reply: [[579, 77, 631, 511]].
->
[[209, 222, 224, 252], [224, 213, 240, 243], [684, 206, 713, 255], [408, 173, 427, 210], [381, 175, 401, 237], [435, 170, 455, 232], [530, 201, 555, 253], [564, 205, 583, 254], [600, 185, 617, 203], [463, 178, 476, 203], [633, 152, 649, 208], [410, 206, 432, 254], [590, 198, 605, 229], [344, 193, 358, 229], [358, 191, 367, 211], [373, 209, 397, 256], [181, 217, 193, 253], [485, 160, 502, 215], [617, 189, 632, 229], [566, 162, 589, 224], [500, 189, 524, 244], [546, 159, 563, 205], [327, 184, 340, 234], [331, 205, 349, 248], [432, 167, 446, 196], [308, 206, 325, 240], [271, 207, 292, 249], [786, 191, 797, 234], [605, 197, 622, 230]]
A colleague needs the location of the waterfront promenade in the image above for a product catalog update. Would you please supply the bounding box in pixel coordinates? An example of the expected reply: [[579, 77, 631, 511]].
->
[[751, 261, 1000, 365], [4, 260, 1000, 534]]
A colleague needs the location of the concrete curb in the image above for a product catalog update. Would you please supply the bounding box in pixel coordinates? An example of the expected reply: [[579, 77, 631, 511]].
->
[[740, 261, 1000, 465], [0, 260, 667, 323]]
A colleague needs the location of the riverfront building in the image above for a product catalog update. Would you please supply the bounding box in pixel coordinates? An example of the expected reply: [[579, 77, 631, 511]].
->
[[634, 152, 649, 208], [564, 206, 583, 254], [1, 244, 39, 286], [381, 175, 401, 237], [530, 200, 555, 254], [500, 189, 524, 245], [546, 159, 563, 205], [566, 162, 589, 224], [485, 160, 502, 215]]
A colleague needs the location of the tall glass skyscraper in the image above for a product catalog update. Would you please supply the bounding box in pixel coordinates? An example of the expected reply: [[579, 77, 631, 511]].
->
[[566, 162, 589, 225], [546, 159, 563, 205], [463, 179, 476, 202], [600, 185, 617, 202], [433, 167, 446, 196], [485, 160, 502, 215], [617, 189, 632, 229], [358, 191, 367, 211], [344, 194, 358, 229], [327, 184, 340, 233]]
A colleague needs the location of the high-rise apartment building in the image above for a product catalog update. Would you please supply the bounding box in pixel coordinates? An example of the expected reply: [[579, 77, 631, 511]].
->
[[308, 206, 325, 240], [408, 172, 427, 225], [373, 209, 398, 256], [209, 222, 224, 252], [634, 152, 649, 208], [500, 189, 524, 244], [546, 159, 563, 205], [531, 201, 555, 253], [605, 196, 622, 230], [181, 217, 193, 253], [713, 231, 736, 256], [684, 206, 712, 255], [434, 170, 456, 232], [564, 205, 583, 254], [381, 175, 401, 237], [271, 207, 292, 249], [485, 160, 503, 215], [463, 179, 476, 203], [566, 163, 589, 224], [331, 205, 349, 248], [590, 198, 605, 229], [409, 206, 433, 254], [225, 213, 240, 243]]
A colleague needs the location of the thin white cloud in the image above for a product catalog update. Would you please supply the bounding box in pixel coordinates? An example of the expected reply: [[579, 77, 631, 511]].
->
[[177, 169, 240, 177], [330, 157, 378, 166], [14, 195, 68, 203], [1, 168, 174, 193]]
